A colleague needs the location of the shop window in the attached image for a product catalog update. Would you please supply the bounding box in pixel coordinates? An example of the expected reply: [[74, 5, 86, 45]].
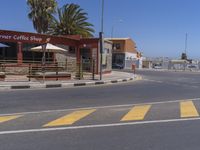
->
[[23, 43, 39, 51], [104, 48, 110, 54], [113, 43, 121, 50]]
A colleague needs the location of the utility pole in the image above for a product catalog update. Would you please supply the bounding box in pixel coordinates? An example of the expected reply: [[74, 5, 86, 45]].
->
[[99, 0, 104, 80], [183, 33, 188, 71], [185, 33, 188, 55]]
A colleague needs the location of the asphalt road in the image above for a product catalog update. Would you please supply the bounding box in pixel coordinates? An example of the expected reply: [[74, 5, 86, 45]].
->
[[1, 70, 200, 150], [1, 70, 200, 114]]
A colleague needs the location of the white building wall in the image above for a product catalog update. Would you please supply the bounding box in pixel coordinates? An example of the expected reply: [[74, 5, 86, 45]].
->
[[124, 52, 143, 69], [125, 52, 137, 60]]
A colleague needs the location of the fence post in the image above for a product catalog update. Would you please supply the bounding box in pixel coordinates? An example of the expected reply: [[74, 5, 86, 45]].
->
[[28, 64, 31, 81], [75, 59, 83, 80], [0, 63, 2, 72], [79, 60, 83, 80], [42, 63, 45, 83], [65, 58, 68, 71], [56, 62, 58, 81], [92, 59, 95, 80]]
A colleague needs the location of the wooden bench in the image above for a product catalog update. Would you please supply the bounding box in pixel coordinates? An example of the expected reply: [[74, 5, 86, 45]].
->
[[30, 65, 64, 73], [27, 72, 71, 81]]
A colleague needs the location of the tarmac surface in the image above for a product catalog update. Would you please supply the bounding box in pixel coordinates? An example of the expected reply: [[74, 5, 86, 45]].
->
[[1, 69, 200, 150]]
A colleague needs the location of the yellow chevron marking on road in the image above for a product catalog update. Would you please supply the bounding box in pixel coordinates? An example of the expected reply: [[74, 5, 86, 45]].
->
[[0, 115, 22, 123], [44, 109, 96, 127], [180, 101, 199, 118], [121, 105, 151, 121]]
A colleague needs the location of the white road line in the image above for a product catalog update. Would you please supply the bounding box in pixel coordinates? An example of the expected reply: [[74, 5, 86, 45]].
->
[[0, 117, 200, 135], [143, 79, 200, 88], [143, 79, 164, 83], [0, 97, 200, 116]]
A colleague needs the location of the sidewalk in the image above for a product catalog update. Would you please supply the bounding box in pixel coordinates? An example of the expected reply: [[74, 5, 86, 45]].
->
[[139, 68, 200, 73], [0, 71, 141, 90]]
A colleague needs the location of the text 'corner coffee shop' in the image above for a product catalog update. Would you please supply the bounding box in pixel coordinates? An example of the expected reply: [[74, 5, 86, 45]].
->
[[0, 29, 112, 74]]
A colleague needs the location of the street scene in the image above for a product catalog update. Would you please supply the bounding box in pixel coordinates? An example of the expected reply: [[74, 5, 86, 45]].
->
[[1, 0, 200, 150]]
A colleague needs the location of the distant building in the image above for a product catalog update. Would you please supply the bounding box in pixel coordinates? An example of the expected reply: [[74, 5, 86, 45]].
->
[[106, 38, 142, 69]]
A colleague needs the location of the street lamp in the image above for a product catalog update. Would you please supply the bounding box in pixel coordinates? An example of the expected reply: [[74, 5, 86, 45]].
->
[[111, 19, 123, 38], [99, 0, 104, 80], [184, 33, 188, 55]]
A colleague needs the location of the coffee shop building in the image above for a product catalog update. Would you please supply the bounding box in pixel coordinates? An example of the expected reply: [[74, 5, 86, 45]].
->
[[0, 29, 112, 74]]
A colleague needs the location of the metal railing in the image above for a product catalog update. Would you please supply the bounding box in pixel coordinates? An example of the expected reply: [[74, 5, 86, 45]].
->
[[0, 60, 70, 82], [75, 59, 96, 80], [0, 59, 96, 81]]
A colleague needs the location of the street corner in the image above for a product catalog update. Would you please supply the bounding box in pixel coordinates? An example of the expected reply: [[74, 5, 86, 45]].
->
[[0, 76, 139, 91]]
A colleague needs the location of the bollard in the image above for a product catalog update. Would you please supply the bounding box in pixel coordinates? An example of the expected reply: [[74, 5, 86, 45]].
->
[[132, 64, 136, 74]]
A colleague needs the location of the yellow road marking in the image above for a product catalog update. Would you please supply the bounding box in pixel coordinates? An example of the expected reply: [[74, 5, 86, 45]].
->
[[136, 76, 142, 80], [121, 105, 151, 121], [0, 115, 22, 123], [44, 109, 96, 127], [180, 101, 199, 118]]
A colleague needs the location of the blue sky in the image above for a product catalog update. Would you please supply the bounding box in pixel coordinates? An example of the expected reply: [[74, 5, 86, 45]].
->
[[1, 0, 200, 58]]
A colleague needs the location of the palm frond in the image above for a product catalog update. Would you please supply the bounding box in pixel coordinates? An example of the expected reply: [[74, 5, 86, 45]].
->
[[47, 3, 94, 37]]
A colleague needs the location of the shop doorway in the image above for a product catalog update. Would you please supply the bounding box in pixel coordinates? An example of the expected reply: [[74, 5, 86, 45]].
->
[[80, 48, 92, 72]]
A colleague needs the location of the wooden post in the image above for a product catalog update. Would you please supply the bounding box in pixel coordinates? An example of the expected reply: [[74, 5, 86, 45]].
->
[[17, 42, 23, 64], [56, 62, 58, 81], [92, 59, 95, 80], [28, 64, 32, 81], [76, 45, 82, 80]]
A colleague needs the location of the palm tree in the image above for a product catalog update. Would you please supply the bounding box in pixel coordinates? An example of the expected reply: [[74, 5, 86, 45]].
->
[[27, 0, 57, 34], [48, 4, 94, 37]]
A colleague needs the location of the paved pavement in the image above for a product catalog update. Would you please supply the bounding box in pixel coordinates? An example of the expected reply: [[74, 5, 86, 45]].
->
[[0, 71, 137, 90], [1, 70, 200, 150]]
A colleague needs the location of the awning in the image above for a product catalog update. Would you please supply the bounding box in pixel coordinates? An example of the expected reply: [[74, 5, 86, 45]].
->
[[30, 43, 67, 53], [0, 43, 9, 48]]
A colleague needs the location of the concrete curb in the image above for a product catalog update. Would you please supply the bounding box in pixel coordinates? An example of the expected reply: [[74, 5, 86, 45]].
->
[[0, 75, 142, 90]]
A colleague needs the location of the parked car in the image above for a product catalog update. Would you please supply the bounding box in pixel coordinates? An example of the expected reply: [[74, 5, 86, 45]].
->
[[112, 63, 123, 69], [153, 64, 162, 69], [187, 64, 197, 69]]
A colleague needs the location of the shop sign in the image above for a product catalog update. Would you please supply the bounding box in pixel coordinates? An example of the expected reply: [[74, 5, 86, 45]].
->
[[0, 34, 43, 43]]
